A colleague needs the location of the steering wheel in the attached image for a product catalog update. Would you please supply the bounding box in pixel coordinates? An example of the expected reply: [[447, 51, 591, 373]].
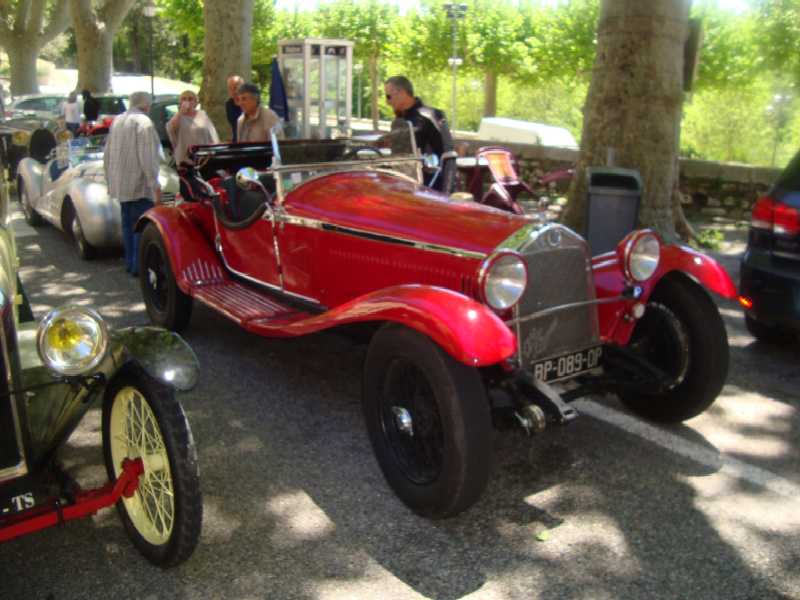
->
[[341, 146, 383, 161]]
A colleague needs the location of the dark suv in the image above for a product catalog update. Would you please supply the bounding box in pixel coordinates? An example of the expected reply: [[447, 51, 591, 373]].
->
[[740, 150, 800, 343]]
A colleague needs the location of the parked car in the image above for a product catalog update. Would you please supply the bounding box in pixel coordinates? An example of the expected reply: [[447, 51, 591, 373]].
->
[[75, 94, 129, 136], [137, 128, 736, 518], [0, 115, 67, 180], [477, 117, 579, 149], [15, 129, 179, 259], [0, 180, 202, 566], [5, 94, 66, 120], [739, 148, 800, 343]]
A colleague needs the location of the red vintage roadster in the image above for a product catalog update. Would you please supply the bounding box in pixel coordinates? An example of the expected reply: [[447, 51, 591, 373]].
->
[[136, 128, 736, 518]]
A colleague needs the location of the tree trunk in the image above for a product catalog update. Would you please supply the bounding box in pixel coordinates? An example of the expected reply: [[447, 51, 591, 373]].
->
[[369, 54, 379, 130], [74, 27, 114, 92], [0, 0, 71, 95], [563, 0, 691, 243], [483, 70, 497, 117], [69, 0, 137, 93], [200, 0, 254, 138], [6, 40, 42, 95]]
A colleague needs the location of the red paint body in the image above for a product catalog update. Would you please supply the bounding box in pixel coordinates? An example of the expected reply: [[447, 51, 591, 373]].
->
[[141, 169, 736, 366], [0, 458, 142, 543]]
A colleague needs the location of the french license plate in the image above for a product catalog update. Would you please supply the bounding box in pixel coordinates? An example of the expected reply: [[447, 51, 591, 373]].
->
[[532, 346, 602, 383], [0, 491, 35, 517]]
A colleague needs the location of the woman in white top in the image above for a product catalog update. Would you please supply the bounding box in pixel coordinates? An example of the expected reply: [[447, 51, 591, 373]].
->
[[166, 90, 219, 165], [63, 90, 81, 136]]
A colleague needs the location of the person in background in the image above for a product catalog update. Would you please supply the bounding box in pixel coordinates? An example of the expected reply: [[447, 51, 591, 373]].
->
[[103, 91, 162, 277], [62, 91, 81, 136], [82, 89, 100, 122], [236, 83, 282, 143], [166, 89, 219, 164], [384, 75, 456, 193], [225, 74, 244, 142]]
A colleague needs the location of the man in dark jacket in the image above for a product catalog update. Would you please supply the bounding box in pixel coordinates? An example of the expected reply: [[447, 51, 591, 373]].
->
[[384, 75, 456, 193], [82, 89, 100, 122]]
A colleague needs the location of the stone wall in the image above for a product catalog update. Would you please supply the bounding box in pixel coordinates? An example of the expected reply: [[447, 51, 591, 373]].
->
[[455, 138, 782, 221]]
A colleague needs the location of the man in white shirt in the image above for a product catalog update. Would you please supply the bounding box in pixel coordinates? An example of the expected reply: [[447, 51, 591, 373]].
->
[[103, 91, 162, 276]]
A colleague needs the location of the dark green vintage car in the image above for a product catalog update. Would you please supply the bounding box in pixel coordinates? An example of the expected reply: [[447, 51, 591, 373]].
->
[[0, 178, 202, 567]]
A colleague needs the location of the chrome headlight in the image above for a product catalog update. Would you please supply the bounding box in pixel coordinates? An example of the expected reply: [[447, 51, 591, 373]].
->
[[624, 231, 661, 282], [11, 130, 31, 146], [36, 306, 109, 376], [479, 252, 528, 311]]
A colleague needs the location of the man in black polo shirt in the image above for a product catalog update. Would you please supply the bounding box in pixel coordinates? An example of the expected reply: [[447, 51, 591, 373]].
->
[[225, 75, 244, 142], [383, 75, 456, 193]]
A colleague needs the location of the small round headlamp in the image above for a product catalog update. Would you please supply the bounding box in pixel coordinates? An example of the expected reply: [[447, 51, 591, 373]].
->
[[480, 252, 528, 311], [11, 130, 31, 147], [36, 306, 109, 376], [624, 231, 661, 282]]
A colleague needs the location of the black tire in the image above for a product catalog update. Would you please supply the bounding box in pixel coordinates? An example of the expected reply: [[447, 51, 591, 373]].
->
[[744, 314, 796, 345], [64, 201, 96, 260], [102, 365, 202, 568], [139, 223, 193, 331], [362, 324, 492, 518], [619, 274, 729, 423], [17, 179, 42, 226]]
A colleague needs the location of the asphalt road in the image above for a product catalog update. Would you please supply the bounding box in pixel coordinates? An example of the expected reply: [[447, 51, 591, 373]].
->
[[1, 210, 798, 600]]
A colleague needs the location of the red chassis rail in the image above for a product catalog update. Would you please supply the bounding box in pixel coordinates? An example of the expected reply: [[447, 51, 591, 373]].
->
[[0, 458, 143, 543]]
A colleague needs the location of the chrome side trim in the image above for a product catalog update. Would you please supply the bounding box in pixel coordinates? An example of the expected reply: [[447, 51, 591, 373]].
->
[[323, 222, 487, 260], [216, 248, 322, 306], [279, 213, 487, 259], [0, 291, 28, 483], [505, 295, 627, 327]]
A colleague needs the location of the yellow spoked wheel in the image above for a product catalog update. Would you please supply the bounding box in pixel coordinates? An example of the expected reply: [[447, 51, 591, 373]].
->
[[109, 386, 175, 545], [102, 368, 202, 567]]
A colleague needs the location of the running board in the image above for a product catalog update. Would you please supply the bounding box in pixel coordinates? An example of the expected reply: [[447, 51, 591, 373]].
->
[[192, 281, 307, 329]]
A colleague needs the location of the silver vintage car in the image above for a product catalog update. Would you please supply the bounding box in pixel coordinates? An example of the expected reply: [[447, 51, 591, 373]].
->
[[15, 129, 178, 259]]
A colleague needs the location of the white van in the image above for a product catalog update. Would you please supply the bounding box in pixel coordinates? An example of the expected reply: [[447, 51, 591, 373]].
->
[[477, 117, 579, 149]]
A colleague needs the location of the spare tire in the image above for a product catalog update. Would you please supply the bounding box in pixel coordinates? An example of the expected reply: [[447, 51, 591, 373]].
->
[[28, 128, 57, 164]]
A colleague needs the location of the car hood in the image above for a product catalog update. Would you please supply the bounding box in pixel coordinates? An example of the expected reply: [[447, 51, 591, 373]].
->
[[284, 170, 530, 256]]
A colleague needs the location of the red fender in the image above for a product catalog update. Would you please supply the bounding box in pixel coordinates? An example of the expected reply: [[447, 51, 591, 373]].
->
[[658, 244, 737, 299], [136, 204, 222, 294], [249, 285, 517, 368], [592, 240, 737, 345]]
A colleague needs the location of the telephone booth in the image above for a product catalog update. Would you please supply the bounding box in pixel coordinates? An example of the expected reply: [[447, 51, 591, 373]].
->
[[277, 38, 354, 139]]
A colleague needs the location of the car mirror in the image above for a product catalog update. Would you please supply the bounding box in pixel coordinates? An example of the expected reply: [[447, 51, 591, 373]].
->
[[235, 167, 260, 190], [423, 154, 440, 170]]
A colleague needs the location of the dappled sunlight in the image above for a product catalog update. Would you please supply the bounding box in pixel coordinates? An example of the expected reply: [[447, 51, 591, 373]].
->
[[266, 491, 335, 548], [315, 570, 419, 600], [686, 481, 800, 595], [201, 497, 243, 543], [234, 434, 265, 453]]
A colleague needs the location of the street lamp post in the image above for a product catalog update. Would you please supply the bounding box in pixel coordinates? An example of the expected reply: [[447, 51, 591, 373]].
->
[[767, 93, 792, 166], [443, 3, 467, 131], [143, 0, 156, 98], [353, 63, 363, 120]]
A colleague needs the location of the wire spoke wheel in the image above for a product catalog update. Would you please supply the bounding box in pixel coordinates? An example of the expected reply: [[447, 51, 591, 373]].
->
[[380, 358, 444, 485], [109, 386, 175, 545], [143, 242, 169, 314]]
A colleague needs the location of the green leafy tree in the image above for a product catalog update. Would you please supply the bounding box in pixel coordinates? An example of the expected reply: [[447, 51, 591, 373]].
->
[[401, 0, 527, 122], [756, 0, 800, 87], [317, 0, 398, 129]]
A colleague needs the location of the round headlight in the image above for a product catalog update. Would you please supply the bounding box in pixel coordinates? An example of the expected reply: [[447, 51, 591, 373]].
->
[[37, 306, 109, 376], [625, 231, 661, 282], [480, 253, 528, 311], [11, 130, 31, 147]]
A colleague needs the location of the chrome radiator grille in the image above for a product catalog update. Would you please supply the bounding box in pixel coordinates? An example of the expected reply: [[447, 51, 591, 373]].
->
[[512, 225, 600, 365]]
